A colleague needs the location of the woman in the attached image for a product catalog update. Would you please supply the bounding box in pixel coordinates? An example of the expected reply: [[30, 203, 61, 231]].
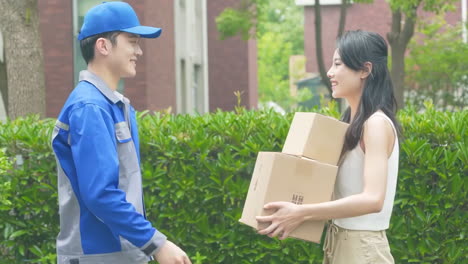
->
[[256, 30, 401, 264]]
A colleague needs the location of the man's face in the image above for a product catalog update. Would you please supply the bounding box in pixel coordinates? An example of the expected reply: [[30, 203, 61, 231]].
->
[[107, 32, 143, 78]]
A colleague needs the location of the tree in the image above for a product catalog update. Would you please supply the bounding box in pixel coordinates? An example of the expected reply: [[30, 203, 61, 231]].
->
[[308, 0, 371, 103], [215, 0, 267, 40], [256, 31, 312, 110], [386, 0, 457, 108], [313, 0, 331, 93], [217, 0, 370, 102], [337, 0, 351, 38], [405, 17, 468, 110], [217, 0, 310, 110], [217, 0, 459, 109], [0, 0, 45, 119]]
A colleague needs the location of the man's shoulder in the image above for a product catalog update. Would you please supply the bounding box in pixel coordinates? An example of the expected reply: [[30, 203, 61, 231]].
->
[[71, 81, 116, 106], [58, 82, 116, 121], [71, 81, 108, 102]]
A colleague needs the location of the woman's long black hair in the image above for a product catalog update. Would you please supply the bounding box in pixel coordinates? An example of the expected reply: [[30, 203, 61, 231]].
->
[[337, 30, 402, 156]]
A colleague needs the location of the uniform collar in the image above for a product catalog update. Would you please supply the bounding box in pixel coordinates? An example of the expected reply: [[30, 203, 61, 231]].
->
[[79, 70, 129, 104]]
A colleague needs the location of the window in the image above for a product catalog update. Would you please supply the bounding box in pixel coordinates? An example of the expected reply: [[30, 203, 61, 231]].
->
[[193, 64, 204, 112], [180, 59, 187, 113], [72, 0, 124, 92]]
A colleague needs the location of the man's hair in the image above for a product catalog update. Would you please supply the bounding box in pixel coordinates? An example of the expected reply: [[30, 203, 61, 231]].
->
[[80, 31, 121, 64]]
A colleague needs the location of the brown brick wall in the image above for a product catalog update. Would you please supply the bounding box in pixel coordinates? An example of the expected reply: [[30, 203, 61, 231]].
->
[[142, 0, 176, 112], [39, 0, 177, 114], [123, 0, 148, 111], [207, 0, 258, 111], [247, 38, 258, 108], [121, 0, 177, 112], [38, 0, 74, 118], [39, 0, 257, 115]]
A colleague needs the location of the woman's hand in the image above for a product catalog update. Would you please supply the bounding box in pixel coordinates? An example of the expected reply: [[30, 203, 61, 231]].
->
[[256, 202, 305, 240]]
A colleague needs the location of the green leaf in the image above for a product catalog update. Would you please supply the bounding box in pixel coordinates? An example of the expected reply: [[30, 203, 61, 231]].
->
[[9, 230, 27, 239], [29, 245, 43, 257]]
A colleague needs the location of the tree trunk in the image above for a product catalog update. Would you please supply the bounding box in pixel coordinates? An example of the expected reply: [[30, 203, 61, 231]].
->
[[337, 0, 349, 38], [314, 0, 332, 96], [389, 43, 406, 109], [0, 51, 7, 115], [0, 0, 45, 119], [387, 8, 417, 109]]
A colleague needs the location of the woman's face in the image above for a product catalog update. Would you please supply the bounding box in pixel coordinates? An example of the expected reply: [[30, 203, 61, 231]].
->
[[327, 49, 364, 100]]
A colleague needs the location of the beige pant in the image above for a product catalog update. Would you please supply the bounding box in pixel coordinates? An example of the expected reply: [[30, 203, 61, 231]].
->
[[322, 223, 395, 264]]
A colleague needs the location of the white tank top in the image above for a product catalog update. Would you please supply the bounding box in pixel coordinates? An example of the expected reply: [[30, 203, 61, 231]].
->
[[333, 112, 399, 231]]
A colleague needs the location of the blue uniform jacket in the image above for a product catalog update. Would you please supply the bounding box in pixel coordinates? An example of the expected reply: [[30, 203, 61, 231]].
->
[[51, 70, 166, 264]]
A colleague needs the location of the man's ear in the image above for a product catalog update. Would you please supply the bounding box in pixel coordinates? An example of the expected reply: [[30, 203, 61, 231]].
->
[[95, 38, 111, 56], [361, 62, 373, 79]]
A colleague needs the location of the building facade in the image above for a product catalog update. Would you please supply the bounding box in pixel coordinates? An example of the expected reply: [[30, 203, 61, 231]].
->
[[37, 0, 258, 117]]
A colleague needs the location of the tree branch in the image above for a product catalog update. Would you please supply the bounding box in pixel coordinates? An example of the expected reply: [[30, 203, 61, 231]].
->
[[314, 0, 332, 95], [387, 9, 402, 45], [401, 7, 417, 45], [337, 0, 349, 38], [391, 9, 402, 34]]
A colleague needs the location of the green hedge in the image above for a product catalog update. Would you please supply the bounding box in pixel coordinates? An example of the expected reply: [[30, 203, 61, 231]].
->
[[0, 104, 466, 264]]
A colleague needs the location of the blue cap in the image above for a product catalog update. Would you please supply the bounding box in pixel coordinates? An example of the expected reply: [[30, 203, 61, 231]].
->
[[78, 2, 162, 40]]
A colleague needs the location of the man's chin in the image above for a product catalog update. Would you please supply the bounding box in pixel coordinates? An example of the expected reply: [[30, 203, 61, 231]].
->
[[122, 71, 137, 78]]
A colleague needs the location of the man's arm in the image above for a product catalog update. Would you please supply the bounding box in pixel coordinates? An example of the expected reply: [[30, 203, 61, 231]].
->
[[69, 103, 166, 256]]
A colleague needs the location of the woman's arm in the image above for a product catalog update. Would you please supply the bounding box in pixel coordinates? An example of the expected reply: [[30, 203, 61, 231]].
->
[[257, 115, 395, 240]]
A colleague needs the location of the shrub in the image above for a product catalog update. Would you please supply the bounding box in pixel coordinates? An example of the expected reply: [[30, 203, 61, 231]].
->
[[0, 117, 57, 263], [405, 17, 468, 111], [0, 104, 465, 263], [389, 103, 467, 263]]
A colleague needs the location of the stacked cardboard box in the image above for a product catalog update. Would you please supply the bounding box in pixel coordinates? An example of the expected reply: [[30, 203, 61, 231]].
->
[[239, 113, 348, 243]]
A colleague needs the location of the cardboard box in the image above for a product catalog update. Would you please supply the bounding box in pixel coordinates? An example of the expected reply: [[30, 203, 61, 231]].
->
[[282, 112, 348, 165], [239, 152, 337, 243]]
